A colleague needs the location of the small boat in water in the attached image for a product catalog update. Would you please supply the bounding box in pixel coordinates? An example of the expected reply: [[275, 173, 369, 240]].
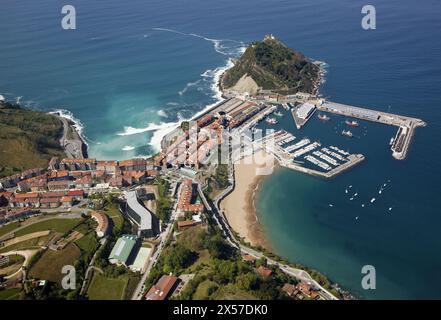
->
[[389, 137, 395, 146], [265, 117, 278, 125], [274, 111, 283, 117], [370, 198, 376, 203], [318, 114, 330, 121], [342, 130, 353, 137], [345, 120, 359, 127]]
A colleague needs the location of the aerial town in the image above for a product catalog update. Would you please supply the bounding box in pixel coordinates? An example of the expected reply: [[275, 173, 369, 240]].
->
[[0, 83, 425, 300]]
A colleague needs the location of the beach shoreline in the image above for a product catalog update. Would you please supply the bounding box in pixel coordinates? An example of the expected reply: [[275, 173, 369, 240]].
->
[[220, 151, 276, 250]]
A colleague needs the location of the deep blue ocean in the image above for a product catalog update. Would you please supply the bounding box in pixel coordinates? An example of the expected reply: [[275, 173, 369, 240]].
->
[[1, 0, 440, 299]]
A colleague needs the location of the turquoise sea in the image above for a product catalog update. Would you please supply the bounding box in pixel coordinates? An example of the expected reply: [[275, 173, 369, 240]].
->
[[1, 0, 440, 299]]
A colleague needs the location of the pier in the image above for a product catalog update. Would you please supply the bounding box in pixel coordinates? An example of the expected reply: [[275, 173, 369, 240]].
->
[[280, 153, 365, 179], [318, 101, 426, 160]]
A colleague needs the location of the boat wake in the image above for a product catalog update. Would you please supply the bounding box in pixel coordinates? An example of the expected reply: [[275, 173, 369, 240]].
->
[[152, 27, 246, 56]]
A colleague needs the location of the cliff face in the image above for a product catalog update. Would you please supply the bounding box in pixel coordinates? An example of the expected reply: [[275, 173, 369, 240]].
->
[[222, 35, 320, 95]]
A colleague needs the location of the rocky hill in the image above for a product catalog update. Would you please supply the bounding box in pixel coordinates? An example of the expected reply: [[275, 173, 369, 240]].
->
[[221, 35, 321, 95]]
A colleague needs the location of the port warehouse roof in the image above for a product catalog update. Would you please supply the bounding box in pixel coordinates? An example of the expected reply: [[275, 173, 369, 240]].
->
[[109, 234, 137, 265], [126, 190, 153, 231]]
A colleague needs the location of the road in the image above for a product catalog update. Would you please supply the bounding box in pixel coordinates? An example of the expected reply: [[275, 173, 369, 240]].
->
[[201, 161, 339, 300], [2, 249, 40, 280], [130, 183, 180, 300], [57, 116, 84, 159], [79, 237, 107, 296]]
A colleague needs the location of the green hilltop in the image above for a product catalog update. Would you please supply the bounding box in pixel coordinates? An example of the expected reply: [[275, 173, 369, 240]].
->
[[221, 35, 320, 94], [0, 101, 64, 178]]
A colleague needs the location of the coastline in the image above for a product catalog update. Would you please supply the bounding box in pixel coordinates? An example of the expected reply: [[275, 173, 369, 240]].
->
[[50, 110, 89, 159], [220, 151, 275, 250]]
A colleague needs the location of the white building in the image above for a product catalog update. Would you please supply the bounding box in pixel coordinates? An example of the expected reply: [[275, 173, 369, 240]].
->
[[296, 103, 316, 120], [125, 190, 158, 237]]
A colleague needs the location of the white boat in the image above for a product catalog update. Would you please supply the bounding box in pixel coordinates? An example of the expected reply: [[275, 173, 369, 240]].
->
[[345, 120, 359, 127], [342, 130, 353, 137], [265, 117, 278, 125], [274, 111, 283, 117], [318, 114, 330, 121], [329, 204, 333, 207], [389, 137, 395, 146], [370, 198, 376, 203]]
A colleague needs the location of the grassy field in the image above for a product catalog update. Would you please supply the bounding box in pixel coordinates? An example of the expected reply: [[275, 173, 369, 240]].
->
[[212, 284, 257, 300], [28, 243, 81, 283], [0, 222, 20, 238], [0, 234, 52, 253], [0, 288, 21, 300], [193, 280, 219, 300], [14, 218, 82, 237], [87, 273, 128, 300], [0, 103, 64, 178], [75, 232, 98, 258], [104, 204, 123, 235]]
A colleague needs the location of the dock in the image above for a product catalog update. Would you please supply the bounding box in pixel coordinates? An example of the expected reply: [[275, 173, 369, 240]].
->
[[280, 153, 365, 179], [318, 101, 426, 160], [291, 103, 316, 129]]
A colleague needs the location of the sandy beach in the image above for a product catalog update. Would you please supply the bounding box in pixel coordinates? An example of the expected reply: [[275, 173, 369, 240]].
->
[[220, 151, 276, 250]]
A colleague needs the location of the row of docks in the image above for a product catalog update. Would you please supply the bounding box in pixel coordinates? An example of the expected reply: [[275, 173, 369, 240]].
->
[[312, 150, 340, 167], [322, 147, 347, 162], [291, 142, 321, 159], [275, 131, 296, 146], [329, 145, 350, 156], [284, 138, 310, 153], [305, 155, 332, 171]]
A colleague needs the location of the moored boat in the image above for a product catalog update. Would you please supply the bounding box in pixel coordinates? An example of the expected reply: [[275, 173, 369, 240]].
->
[[345, 120, 359, 127], [318, 113, 330, 121], [265, 117, 278, 125], [342, 130, 353, 137]]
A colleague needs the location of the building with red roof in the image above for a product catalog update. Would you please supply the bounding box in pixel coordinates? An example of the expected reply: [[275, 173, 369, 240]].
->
[[145, 275, 179, 300]]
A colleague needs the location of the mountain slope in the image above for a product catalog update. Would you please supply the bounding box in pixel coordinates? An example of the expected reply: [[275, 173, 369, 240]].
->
[[0, 102, 64, 178], [221, 35, 320, 94]]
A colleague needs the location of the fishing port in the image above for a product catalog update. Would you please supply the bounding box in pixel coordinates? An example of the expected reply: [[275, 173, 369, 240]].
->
[[159, 88, 425, 180], [317, 101, 426, 160]]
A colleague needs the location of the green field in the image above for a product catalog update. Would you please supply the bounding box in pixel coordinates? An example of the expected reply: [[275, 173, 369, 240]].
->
[[75, 232, 98, 258], [0, 103, 64, 178], [0, 288, 21, 300], [28, 244, 81, 283], [14, 218, 82, 237], [0, 222, 20, 238], [212, 284, 257, 300], [0, 235, 52, 253], [104, 204, 123, 235], [87, 274, 128, 300], [193, 280, 219, 300]]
